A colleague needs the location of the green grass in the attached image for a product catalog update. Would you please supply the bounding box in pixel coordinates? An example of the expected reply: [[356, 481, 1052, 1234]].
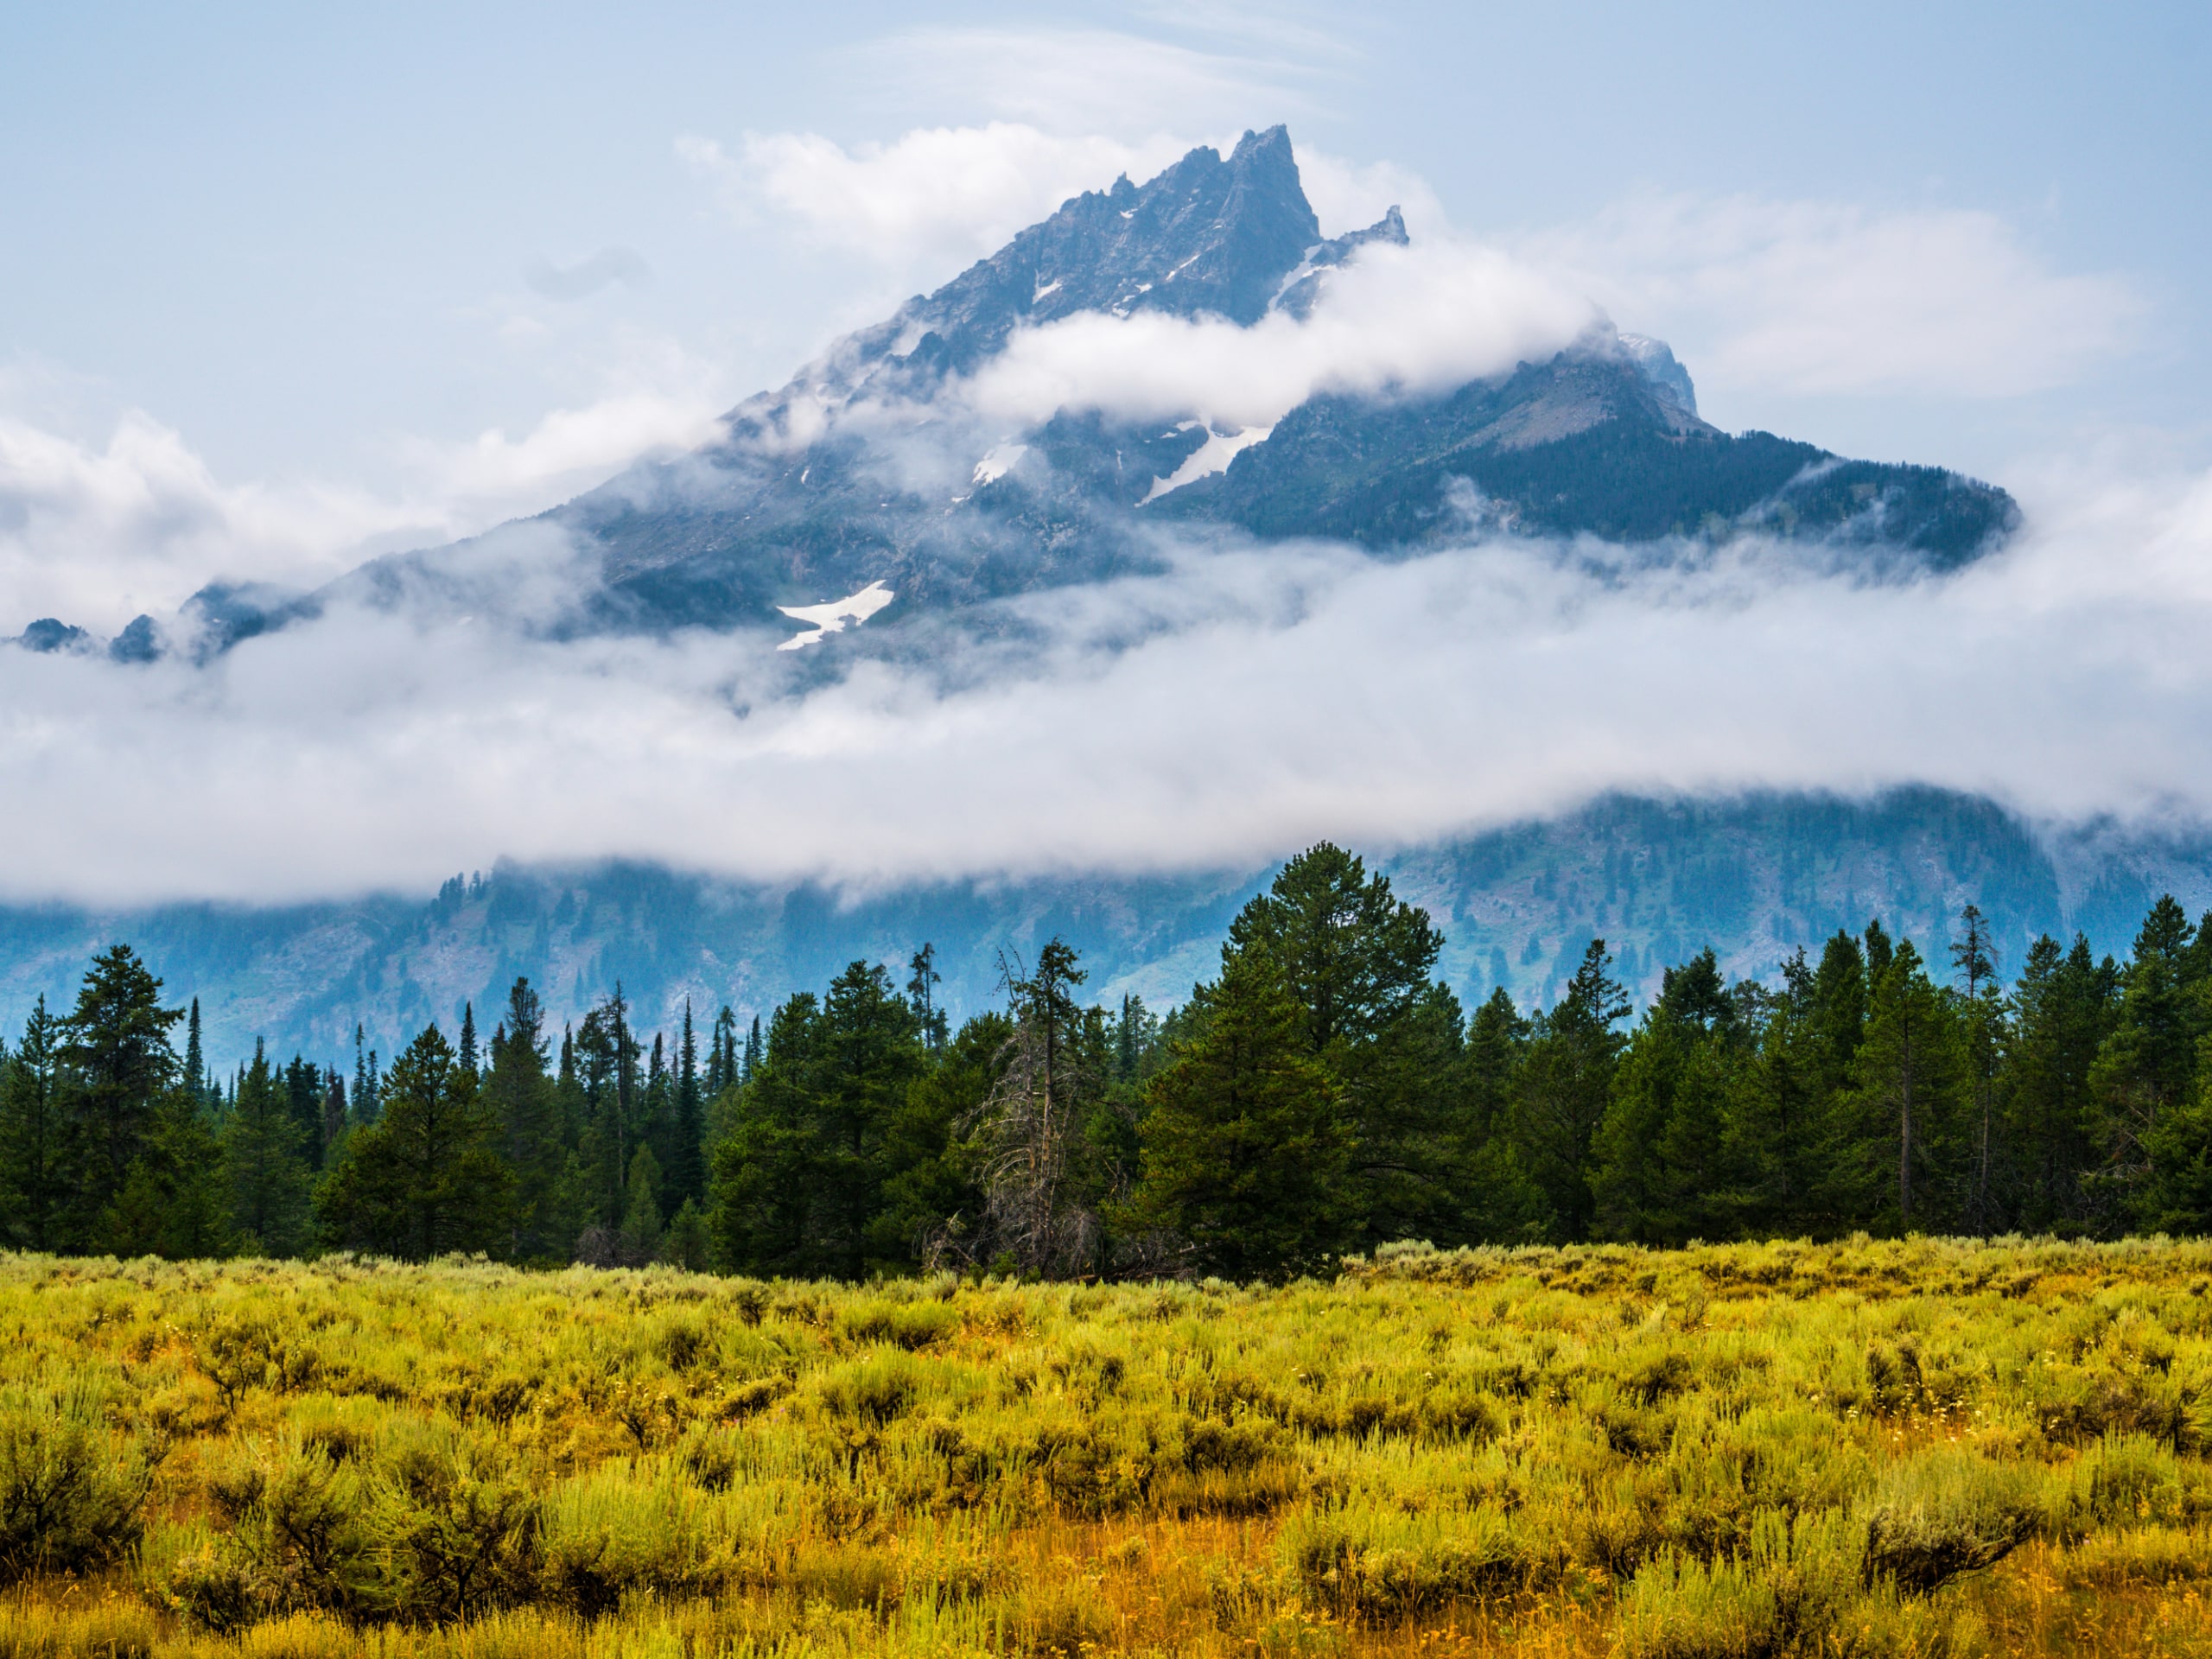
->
[[0, 1236, 2206, 1655]]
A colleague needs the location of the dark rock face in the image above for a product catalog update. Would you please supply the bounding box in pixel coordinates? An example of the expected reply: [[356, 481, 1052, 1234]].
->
[[321, 126, 2017, 641], [13, 618, 92, 653], [849, 124, 1323, 386], [107, 616, 160, 664], [1619, 334, 1698, 418], [1274, 203, 1410, 321], [1160, 346, 2017, 565]]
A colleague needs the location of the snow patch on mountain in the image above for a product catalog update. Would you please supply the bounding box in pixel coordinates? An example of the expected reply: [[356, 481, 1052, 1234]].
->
[[1141, 425, 1274, 504], [972, 443, 1027, 485], [777, 581, 896, 651]]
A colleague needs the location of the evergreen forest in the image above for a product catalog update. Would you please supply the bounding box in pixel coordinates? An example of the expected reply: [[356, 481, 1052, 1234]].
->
[[5, 843, 2212, 1281]]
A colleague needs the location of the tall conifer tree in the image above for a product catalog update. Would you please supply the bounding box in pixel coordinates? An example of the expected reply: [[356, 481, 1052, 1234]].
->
[[224, 1039, 311, 1255], [0, 999, 67, 1250]]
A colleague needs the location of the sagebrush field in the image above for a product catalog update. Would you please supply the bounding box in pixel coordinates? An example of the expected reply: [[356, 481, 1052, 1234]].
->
[[2, 1236, 2210, 1657]]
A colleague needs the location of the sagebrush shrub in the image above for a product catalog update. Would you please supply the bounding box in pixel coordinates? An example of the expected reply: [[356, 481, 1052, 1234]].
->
[[1860, 1451, 2042, 1594], [0, 1396, 144, 1584]]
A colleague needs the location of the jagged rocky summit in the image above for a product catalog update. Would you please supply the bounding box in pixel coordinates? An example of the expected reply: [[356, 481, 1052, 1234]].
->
[[533, 125, 2015, 639], [21, 126, 2018, 658]]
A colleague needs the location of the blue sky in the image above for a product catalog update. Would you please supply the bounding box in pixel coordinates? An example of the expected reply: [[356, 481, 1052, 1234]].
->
[[3, 3, 2203, 548], [6, 3, 2212, 906]]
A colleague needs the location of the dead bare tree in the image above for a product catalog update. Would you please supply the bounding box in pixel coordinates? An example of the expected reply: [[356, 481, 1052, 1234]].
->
[[931, 940, 1107, 1276]]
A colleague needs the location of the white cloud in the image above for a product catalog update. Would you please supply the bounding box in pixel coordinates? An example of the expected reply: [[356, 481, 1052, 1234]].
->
[[850, 27, 1314, 137], [958, 236, 1598, 430], [395, 390, 725, 518], [2, 118, 2190, 906], [0, 385, 724, 635], [1520, 194, 2143, 400], [524, 247, 653, 302], [684, 115, 1436, 268], [1295, 149, 1443, 239], [8, 454, 2212, 906], [682, 124, 1197, 267]]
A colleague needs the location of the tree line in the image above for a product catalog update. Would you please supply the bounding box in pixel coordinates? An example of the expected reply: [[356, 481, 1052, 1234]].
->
[[2, 844, 2209, 1280]]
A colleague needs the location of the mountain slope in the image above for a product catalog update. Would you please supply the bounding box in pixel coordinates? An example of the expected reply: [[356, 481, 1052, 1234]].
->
[[7, 789, 2201, 1071], [1159, 354, 2014, 565], [15, 126, 2022, 661], [308, 128, 2018, 647]]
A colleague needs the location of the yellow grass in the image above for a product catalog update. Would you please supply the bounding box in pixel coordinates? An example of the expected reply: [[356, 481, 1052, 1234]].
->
[[0, 1236, 2205, 1655]]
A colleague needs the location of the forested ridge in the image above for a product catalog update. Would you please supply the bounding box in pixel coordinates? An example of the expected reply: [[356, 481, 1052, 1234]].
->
[[4, 843, 2211, 1280]]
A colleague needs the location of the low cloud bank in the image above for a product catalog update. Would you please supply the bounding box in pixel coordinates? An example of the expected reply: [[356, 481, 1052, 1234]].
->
[[0, 117, 2171, 906], [0, 391, 724, 637], [961, 238, 1599, 431], [3, 459, 2210, 907]]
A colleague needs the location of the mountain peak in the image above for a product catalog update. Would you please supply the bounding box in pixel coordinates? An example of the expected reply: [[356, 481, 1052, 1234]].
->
[[764, 127, 1328, 412], [337, 129, 2018, 648]]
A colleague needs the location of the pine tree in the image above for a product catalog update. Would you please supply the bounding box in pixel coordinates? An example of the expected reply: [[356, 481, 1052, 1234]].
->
[[1123, 944, 1346, 1281], [1850, 941, 1967, 1230], [1951, 906, 2004, 1231], [742, 1015, 763, 1084], [353, 1026, 382, 1126], [1440, 988, 1546, 1244], [709, 964, 929, 1278], [2092, 897, 2203, 1220], [1112, 994, 1161, 1087], [705, 1006, 735, 1096], [661, 1198, 710, 1271], [283, 1055, 324, 1170], [58, 944, 185, 1250], [885, 1011, 1005, 1264], [0, 999, 67, 1249], [622, 1145, 664, 1258], [458, 1003, 480, 1077], [1225, 843, 1446, 1055], [184, 998, 207, 1106], [711, 993, 821, 1276], [105, 1089, 230, 1261], [641, 1030, 670, 1177], [2141, 1069, 2212, 1234], [1592, 950, 1753, 1244], [670, 1001, 706, 1210], [1864, 918, 1896, 983], [321, 1068, 349, 1166], [318, 1025, 514, 1260], [1464, 989, 1529, 1142], [223, 1039, 311, 1256], [1512, 939, 1630, 1241], [574, 987, 641, 1229], [2002, 935, 2115, 1230], [1217, 843, 1460, 1249], [1729, 969, 1820, 1233], [907, 944, 949, 1052], [484, 979, 569, 1261]]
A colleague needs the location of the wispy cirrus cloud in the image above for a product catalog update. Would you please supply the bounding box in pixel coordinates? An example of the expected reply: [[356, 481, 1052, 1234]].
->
[[679, 118, 1440, 277], [849, 25, 1323, 137], [523, 247, 653, 303]]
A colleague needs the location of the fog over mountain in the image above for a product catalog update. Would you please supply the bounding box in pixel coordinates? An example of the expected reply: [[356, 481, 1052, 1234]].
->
[[4, 128, 2209, 1059]]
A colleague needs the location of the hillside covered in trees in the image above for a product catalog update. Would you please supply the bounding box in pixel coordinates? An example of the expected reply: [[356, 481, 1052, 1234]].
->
[[4, 843, 2212, 1279], [7, 786, 2202, 1083]]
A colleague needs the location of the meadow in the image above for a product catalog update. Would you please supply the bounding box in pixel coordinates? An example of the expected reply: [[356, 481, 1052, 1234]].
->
[[0, 1236, 2209, 1658]]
